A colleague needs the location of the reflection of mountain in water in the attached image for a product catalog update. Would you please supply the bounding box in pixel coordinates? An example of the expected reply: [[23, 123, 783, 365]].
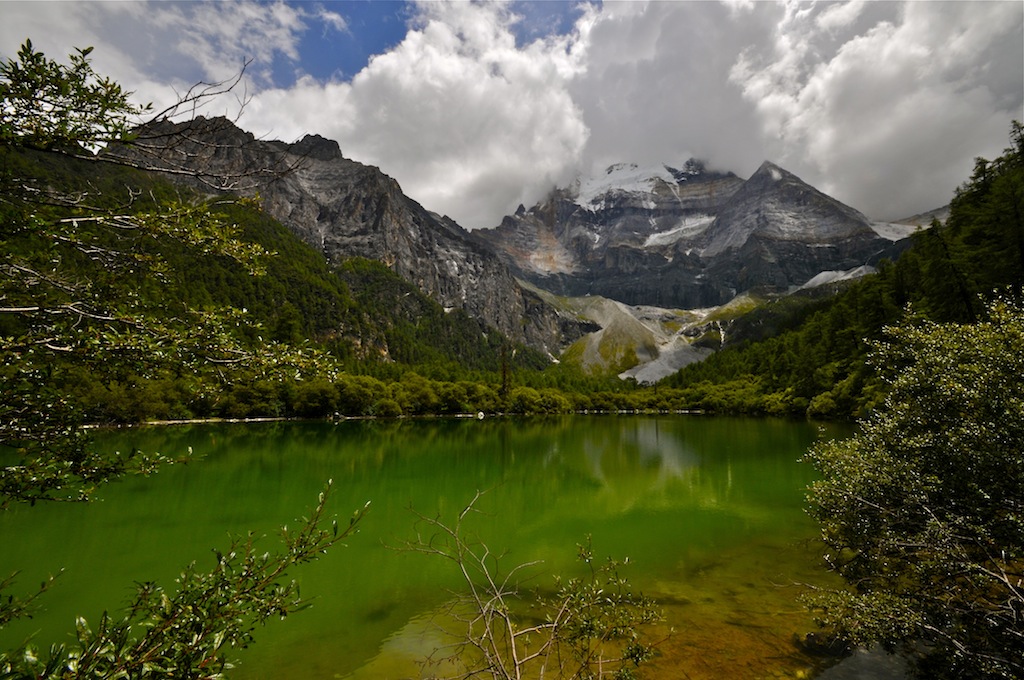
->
[[532, 417, 747, 517], [577, 418, 702, 489]]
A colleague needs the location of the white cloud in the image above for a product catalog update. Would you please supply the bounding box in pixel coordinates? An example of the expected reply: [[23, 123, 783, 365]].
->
[[244, 0, 591, 228], [242, 76, 355, 142], [730, 1, 1023, 218], [3, 0, 1022, 227], [146, 0, 307, 84], [816, 0, 865, 33], [317, 6, 350, 34], [568, 1, 770, 179]]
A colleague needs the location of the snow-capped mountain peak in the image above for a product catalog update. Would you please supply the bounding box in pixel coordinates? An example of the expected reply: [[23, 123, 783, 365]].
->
[[573, 162, 678, 210], [477, 157, 911, 310]]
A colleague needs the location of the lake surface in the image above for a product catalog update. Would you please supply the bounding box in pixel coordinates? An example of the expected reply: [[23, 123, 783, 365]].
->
[[0, 416, 851, 679]]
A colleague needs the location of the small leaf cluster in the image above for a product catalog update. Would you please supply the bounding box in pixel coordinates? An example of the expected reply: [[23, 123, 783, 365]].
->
[[549, 539, 663, 680], [0, 39, 150, 152]]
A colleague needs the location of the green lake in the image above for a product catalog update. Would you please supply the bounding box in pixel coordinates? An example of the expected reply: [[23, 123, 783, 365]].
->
[[0, 415, 852, 679]]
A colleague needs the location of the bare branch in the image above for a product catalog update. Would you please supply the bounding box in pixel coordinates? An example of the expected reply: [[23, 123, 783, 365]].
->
[[400, 493, 663, 680]]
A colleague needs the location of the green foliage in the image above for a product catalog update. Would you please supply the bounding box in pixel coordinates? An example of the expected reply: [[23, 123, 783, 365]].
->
[[0, 164, 274, 498], [505, 386, 572, 414], [804, 298, 1024, 679], [0, 39, 149, 151]]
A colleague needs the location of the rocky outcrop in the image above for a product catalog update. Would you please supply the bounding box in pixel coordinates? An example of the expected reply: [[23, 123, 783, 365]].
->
[[112, 117, 584, 354], [701, 161, 874, 257]]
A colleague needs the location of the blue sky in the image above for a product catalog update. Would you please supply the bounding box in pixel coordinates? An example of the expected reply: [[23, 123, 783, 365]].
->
[[278, 1, 591, 83], [2, 1, 1022, 229], [288, 1, 414, 82]]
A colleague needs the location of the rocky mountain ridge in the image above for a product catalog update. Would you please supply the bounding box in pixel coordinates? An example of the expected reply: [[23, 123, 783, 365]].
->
[[478, 159, 911, 308], [114, 117, 587, 355]]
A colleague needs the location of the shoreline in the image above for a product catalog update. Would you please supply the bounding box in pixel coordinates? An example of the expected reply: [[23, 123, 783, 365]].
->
[[81, 408, 718, 430]]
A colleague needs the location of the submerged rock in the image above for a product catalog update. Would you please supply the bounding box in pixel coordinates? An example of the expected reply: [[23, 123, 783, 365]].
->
[[815, 647, 909, 680]]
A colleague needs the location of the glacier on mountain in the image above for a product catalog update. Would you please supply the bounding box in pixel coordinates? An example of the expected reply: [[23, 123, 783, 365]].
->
[[574, 162, 679, 210], [871, 222, 925, 241], [795, 265, 877, 291]]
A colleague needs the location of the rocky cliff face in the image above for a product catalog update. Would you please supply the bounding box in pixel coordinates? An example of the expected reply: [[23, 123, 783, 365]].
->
[[478, 159, 908, 308], [116, 117, 582, 354]]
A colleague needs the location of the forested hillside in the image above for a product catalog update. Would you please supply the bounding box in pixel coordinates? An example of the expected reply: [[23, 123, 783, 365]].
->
[[1, 146, 552, 423], [663, 122, 1024, 418]]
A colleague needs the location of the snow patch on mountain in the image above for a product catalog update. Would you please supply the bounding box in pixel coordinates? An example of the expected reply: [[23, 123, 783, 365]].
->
[[644, 214, 716, 247], [795, 265, 877, 291], [574, 163, 677, 210], [871, 221, 925, 241]]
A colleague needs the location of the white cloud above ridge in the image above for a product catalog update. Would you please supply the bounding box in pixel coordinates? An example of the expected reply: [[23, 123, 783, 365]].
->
[[2, 0, 1022, 228], [729, 1, 1024, 218], [160, 1, 306, 83], [569, 1, 771, 179]]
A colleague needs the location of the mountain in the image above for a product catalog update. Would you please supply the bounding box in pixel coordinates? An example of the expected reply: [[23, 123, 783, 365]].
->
[[110, 119, 916, 379], [112, 117, 586, 356], [700, 160, 902, 297], [479, 160, 744, 308], [477, 159, 910, 308]]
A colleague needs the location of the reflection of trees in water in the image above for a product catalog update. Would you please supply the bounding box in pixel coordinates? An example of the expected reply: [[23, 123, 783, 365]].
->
[[107, 417, 825, 517], [529, 416, 828, 521]]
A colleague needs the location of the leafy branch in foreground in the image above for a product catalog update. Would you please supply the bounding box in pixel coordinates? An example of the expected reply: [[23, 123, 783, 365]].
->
[[0, 572, 59, 631], [2, 39, 340, 505], [404, 492, 663, 680], [0, 39, 149, 152], [1, 38, 359, 679], [0, 484, 368, 680]]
